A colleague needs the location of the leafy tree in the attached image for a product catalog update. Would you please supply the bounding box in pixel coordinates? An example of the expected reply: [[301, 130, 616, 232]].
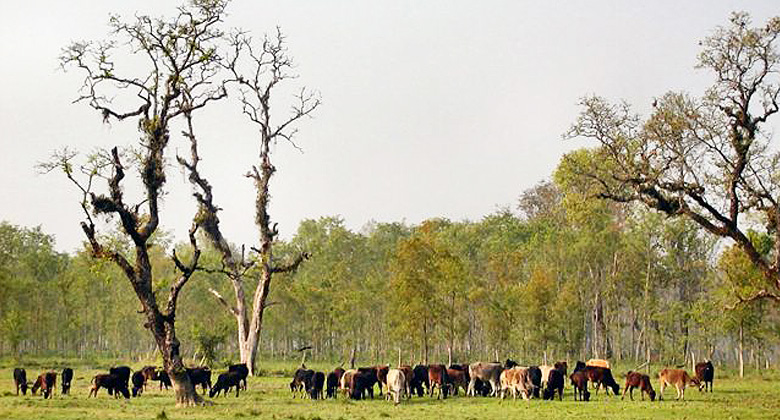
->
[[564, 12, 780, 305]]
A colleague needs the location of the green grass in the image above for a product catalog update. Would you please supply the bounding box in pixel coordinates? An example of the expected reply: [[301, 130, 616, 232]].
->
[[1, 365, 778, 420]]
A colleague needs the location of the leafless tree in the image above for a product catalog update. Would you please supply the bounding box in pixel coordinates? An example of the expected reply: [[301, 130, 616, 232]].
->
[[564, 12, 780, 305], [182, 28, 320, 375], [46, 0, 229, 405]]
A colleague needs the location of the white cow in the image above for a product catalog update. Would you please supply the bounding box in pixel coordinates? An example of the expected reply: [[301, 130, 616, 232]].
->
[[386, 369, 406, 405]]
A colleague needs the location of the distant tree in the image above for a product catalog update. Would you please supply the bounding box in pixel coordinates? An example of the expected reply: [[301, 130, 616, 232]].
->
[[564, 13, 780, 305], [43, 0, 229, 405]]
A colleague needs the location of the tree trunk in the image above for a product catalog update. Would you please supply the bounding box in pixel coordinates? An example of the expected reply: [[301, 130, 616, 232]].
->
[[739, 321, 744, 379]]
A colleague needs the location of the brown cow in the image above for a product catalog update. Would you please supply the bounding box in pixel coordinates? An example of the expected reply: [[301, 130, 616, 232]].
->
[[32, 372, 57, 399], [658, 368, 699, 401], [447, 368, 469, 396], [585, 366, 620, 396], [375, 365, 389, 396], [89, 373, 130, 398], [570, 371, 590, 402], [622, 371, 655, 401], [428, 364, 450, 399], [500, 367, 533, 400]]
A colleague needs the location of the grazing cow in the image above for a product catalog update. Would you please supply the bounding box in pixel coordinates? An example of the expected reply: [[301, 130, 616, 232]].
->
[[339, 369, 356, 398], [210, 371, 242, 398], [468, 362, 503, 397], [32, 372, 56, 399], [155, 370, 171, 390], [398, 365, 414, 398], [349, 371, 374, 400], [187, 367, 212, 394], [427, 364, 450, 399], [326, 372, 339, 399], [570, 371, 590, 402], [527, 366, 542, 398], [500, 367, 533, 400], [291, 368, 315, 398], [542, 368, 564, 401], [352, 367, 379, 399], [89, 373, 130, 399], [695, 361, 714, 392], [13, 368, 27, 395], [447, 367, 469, 396], [386, 369, 406, 405], [374, 365, 389, 396], [131, 371, 146, 397], [310, 371, 325, 400], [658, 368, 699, 401], [622, 371, 655, 401], [585, 366, 620, 396], [229, 363, 249, 391], [410, 365, 429, 397], [61, 368, 73, 395], [109, 366, 131, 391]]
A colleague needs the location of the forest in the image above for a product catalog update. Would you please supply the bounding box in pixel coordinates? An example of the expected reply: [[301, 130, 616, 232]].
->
[[2, 174, 778, 374]]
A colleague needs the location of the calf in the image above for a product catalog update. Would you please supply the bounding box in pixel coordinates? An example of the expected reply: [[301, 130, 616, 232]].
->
[[386, 368, 406, 405], [32, 372, 57, 399], [229, 363, 249, 391], [468, 362, 503, 397], [570, 371, 590, 402], [542, 368, 564, 401], [622, 371, 655, 401], [13, 368, 27, 395], [695, 361, 714, 392], [210, 371, 242, 398], [428, 364, 450, 399], [131, 371, 146, 397], [61, 368, 73, 395], [89, 373, 130, 399], [410, 365, 429, 397], [310, 371, 325, 400], [658, 368, 699, 401], [187, 367, 212, 394]]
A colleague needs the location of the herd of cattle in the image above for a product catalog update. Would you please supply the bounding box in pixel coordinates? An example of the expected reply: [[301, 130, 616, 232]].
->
[[10, 359, 716, 405], [12, 363, 249, 399], [289, 359, 716, 405]]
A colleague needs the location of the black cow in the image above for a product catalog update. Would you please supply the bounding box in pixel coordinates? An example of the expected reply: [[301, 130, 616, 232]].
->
[[290, 368, 314, 398], [695, 361, 715, 392], [109, 366, 131, 391], [209, 371, 242, 398], [356, 367, 379, 399], [187, 367, 212, 394], [155, 370, 172, 390], [131, 371, 145, 397], [326, 372, 339, 399], [310, 371, 325, 399], [90, 373, 130, 399], [528, 366, 542, 398], [61, 368, 73, 395], [229, 363, 249, 391], [542, 368, 564, 401], [349, 371, 374, 400], [410, 365, 429, 397], [13, 368, 27, 395]]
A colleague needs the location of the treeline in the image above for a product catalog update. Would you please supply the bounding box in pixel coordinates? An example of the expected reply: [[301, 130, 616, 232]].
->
[[1, 178, 779, 372]]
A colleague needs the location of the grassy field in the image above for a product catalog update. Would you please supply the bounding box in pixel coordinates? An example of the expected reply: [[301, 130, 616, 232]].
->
[[1, 361, 778, 420]]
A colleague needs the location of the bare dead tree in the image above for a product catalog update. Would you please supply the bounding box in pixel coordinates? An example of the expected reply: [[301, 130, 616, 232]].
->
[[46, 0, 229, 406], [564, 13, 780, 305], [181, 27, 319, 375]]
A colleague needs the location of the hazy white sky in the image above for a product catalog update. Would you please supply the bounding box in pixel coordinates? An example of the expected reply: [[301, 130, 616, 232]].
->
[[1, 1, 778, 253]]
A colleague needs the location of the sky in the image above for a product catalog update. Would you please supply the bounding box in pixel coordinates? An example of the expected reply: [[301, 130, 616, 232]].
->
[[1, 0, 778, 254]]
